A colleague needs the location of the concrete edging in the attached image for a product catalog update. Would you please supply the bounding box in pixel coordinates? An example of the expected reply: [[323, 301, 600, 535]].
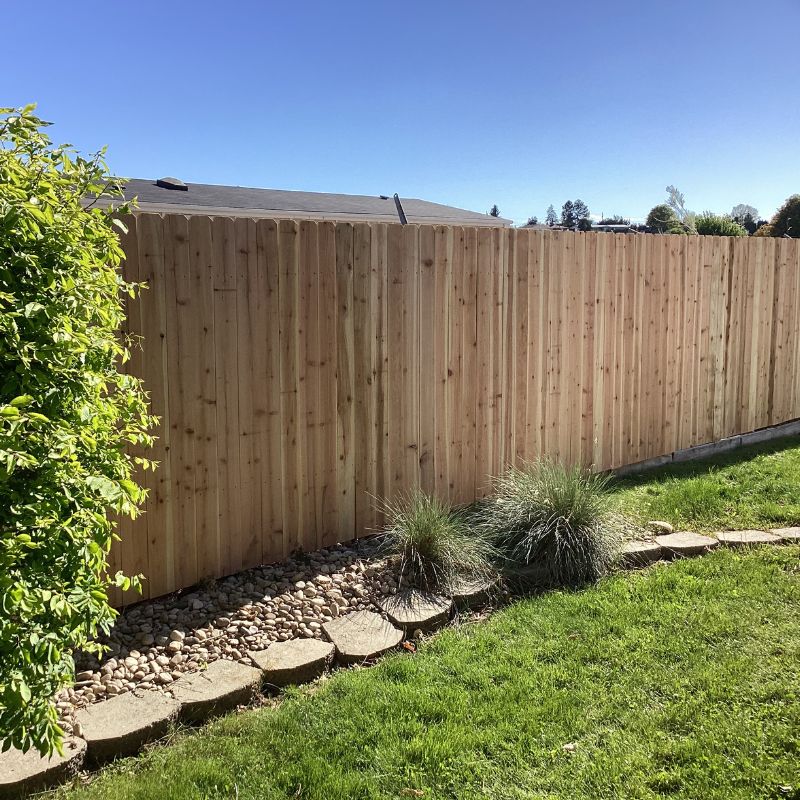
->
[[613, 418, 800, 478]]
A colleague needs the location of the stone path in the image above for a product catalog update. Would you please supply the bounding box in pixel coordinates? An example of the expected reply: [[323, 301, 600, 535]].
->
[[250, 639, 334, 688], [621, 540, 664, 567], [323, 610, 404, 665], [769, 527, 800, 542], [74, 691, 180, 764], [655, 531, 719, 557], [0, 737, 85, 798], [716, 529, 782, 548], [171, 660, 262, 722], [378, 590, 452, 633]]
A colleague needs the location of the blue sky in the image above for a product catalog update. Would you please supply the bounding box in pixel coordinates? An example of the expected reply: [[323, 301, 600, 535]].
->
[[3, 1, 798, 225]]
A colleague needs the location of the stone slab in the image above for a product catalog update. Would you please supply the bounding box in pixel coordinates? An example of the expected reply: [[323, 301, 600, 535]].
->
[[654, 531, 719, 558], [621, 540, 664, 568], [171, 659, 262, 723], [769, 527, 800, 542], [715, 529, 782, 548], [249, 639, 334, 688], [449, 578, 496, 610], [75, 690, 180, 764], [646, 521, 674, 534], [322, 610, 403, 665], [378, 590, 452, 633], [0, 737, 86, 798]]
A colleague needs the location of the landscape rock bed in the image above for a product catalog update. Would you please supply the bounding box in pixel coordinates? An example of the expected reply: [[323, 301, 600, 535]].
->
[[59, 538, 398, 732]]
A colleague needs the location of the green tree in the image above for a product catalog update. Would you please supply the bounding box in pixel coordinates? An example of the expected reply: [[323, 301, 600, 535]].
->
[[561, 200, 575, 228], [545, 205, 557, 226], [695, 212, 748, 237], [770, 194, 800, 237], [573, 199, 591, 231], [645, 204, 679, 233], [731, 204, 759, 234], [0, 106, 155, 756], [598, 215, 630, 225], [526, 216, 538, 226]]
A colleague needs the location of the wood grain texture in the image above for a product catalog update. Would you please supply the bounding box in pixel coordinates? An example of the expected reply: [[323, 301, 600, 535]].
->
[[112, 214, 800, 602]]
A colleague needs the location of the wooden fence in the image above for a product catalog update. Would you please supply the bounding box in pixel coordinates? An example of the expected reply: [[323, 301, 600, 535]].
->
[[110, 214, 800, 602]]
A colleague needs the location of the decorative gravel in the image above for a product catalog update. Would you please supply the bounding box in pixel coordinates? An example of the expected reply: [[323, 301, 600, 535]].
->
[[58, 538, 400, 734]]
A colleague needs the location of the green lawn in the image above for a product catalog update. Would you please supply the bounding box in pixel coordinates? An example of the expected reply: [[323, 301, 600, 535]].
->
[[54, 547, 800, 800], [610, 436, 800, 532]]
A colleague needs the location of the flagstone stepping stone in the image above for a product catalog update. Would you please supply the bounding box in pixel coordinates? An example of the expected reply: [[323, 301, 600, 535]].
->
[[378, 589, 452, 633], [171, 659, 262, 723], [0, 736, 86, 798], [449, 578, 496, 610], [654, 531, 719, 558], [323, 610, 403, 665], [769, 527, 800, 542], [249, 639, 334, 688], [621, 540, 664, 567], [715, 529, 782, 548], [75, 690, 180, 763]]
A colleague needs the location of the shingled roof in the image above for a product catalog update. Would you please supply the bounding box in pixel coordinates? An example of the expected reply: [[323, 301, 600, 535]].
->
[[111, 178, 512, 227]]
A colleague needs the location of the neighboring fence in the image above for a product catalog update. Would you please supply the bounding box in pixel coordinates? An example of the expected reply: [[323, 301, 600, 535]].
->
[[110, 214, 800, 601]]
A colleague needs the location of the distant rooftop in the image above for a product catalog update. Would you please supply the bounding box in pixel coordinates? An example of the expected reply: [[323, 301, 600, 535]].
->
[[107, 178, 512, 227]]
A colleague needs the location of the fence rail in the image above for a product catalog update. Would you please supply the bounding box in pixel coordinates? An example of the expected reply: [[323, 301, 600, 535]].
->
[[110, 215, 800, 602]]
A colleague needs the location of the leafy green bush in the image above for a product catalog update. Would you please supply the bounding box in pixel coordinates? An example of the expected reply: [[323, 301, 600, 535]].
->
[[479, 460, 622, 587], [378, 491, 498, 592], [645, 204, 680, 233], [753, 224, 774, 237], [695, 213, 747, 237], [0, 106, 155, 756]]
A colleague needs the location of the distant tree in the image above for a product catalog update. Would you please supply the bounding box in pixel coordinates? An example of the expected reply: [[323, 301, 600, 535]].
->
[[489, 204, 500, 218], [695, 212, 747, 237], [665, 185, 696, 232], [527, 216, 539, 226], [561, 200, 575, 229], [598, 215, 631, 225], [573, 199, 591, 230], [645, 203, 679, 233], [731, 204, 759, 234], [770, 194, 800, 237], [545, 205, 558, 226]]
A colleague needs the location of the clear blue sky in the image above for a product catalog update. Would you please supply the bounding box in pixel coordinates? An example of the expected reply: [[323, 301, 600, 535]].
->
[[3, 0, 798, 225]]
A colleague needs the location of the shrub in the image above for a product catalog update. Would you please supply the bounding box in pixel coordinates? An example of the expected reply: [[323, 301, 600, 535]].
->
[[770, 194, 800, 238], [695, 213, 748, 237], [0, 106, 155, 756], [753, 224, 774, 237], [645, 204, 679, 233], [378, 491, 498, 592], [479, 460, 622, 587]]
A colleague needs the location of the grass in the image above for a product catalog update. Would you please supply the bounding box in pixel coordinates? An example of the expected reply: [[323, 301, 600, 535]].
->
[[479, 460, 621, 586], [609, 435, 800, 532], [53, 546, 800, 800]]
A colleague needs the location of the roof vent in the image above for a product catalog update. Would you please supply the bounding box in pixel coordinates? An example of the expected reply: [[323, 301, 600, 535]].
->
[[156, 176, 188, 191]]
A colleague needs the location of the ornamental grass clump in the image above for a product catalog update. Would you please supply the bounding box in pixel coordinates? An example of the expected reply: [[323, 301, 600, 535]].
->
[[378, 490, 498, 592], [481, 460, 622, 587]]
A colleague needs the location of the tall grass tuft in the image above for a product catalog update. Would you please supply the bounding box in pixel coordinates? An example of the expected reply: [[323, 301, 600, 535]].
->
[[480, 460, 622, 587], [378, 490, 499, 592]]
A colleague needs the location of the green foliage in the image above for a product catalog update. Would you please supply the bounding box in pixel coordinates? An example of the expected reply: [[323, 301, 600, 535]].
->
[[545, 204, 557, 226], [0, 106, 156, 756], [694, 212, 748, 237], [480, 460, 622, 587], [597, 215, 630, 225], [731, 203, 760, 234], [610, 436, 800, 531], [645, 203, 679, 233], [753, 223, 774, 237], [770, 194, 800, 237], [378, 491, 498, 592]]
